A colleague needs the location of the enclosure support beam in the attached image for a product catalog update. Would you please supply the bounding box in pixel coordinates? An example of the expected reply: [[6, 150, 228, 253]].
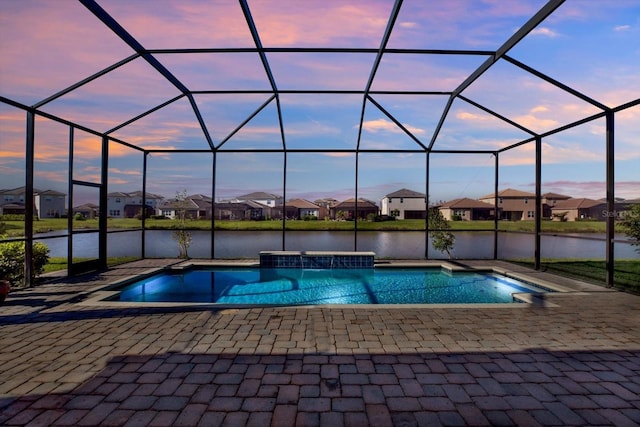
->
[[142, 152, 148, 259], [211, 152, 216, 259], [24, 111, 35, 287], [99, 136, 109, 270], [282, 151, 287, 251], [493, 153, 499, 260], [605, 111, 615, 288], [425, 153, 430, 259], [535, 136, 542, 270], [354, 153, 360, 251], [67, 127, 74, 274]]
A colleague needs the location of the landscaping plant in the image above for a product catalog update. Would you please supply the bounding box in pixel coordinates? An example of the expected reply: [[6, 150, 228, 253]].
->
[[172, 190, 192, 258], [621, 204, 640, 252], [0, 238, 50, 287], [428, 208, 455, 258]]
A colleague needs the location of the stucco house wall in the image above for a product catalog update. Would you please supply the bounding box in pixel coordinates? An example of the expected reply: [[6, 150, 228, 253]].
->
[[381, 189, 426, 220]]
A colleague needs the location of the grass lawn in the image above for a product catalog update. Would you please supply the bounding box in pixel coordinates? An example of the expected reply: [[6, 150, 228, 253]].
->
[[2, 218, 616, 236], [511, 259, 640, 293]]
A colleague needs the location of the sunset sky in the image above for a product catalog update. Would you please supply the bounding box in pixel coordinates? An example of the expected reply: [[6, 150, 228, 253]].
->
[[1, 0, 639, 205]]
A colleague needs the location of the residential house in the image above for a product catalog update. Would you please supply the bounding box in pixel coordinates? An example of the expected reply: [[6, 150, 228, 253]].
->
[[158, 198, 201, 220], [478, 188, 536, 221], [541, 192, 571, 219], [107, 191, 164, 218], [439, 198, 494, 221], [0, 187, 66, 218], [381, 188, 427, 219], [284, 199, 320, 219], [1, 187, 27, 216], [213, 200, 267, 220], [73, 203, 99, 219], [185, 194, 213, 219], [235, 192, 283, 208], [35, 189, 66, 218], [314, 198, 338, 220], [550, 198, 608, 221], [331, 198, 378, 220]]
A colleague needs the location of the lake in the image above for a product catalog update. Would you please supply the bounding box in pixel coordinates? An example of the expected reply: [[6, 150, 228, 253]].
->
[[35, 230, 639, 260]]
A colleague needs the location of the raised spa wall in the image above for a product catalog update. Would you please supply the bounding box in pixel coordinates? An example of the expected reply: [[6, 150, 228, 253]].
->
[[259, 251, 375, 269]]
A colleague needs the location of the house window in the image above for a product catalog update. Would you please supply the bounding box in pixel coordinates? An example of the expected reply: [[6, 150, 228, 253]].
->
[[115, 198, 121, 203], [453, 209, 465, 216], [527, 211, 535, 218], [400, 198, 404, 203], [524, 198, 529, 204], [388, 198, 392, 203], [499, 198, 503, 204]]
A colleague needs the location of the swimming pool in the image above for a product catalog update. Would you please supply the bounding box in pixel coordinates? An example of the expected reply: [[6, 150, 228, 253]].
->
[[109, 267, 551, 305]]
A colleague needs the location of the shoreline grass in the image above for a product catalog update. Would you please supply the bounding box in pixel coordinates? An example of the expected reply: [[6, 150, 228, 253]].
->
[[510, 258, 640, 293], [2, 218, 622, 237]]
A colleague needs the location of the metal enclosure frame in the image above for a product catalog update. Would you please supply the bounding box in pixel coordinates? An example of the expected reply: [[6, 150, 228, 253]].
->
[[1, 0, 639, 287]]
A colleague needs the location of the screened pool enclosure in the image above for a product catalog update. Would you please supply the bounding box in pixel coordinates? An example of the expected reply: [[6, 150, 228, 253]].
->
[[1, 0, 639, 287]]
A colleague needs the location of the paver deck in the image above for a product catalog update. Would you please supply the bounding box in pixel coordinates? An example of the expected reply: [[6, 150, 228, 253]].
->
[[0, 259, 639, 426]]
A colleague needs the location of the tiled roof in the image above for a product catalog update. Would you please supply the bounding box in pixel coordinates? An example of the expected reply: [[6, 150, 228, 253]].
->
[[335, 198, 378, 208], [108, 191, 163, 199], [385, 188, 425, 198], [286, 199, 320, 209], [551, 198, 604, 210], [215, 200, 265, 209], [440, 198, 494, 209], [542, 192, 571, 200], [37, 189, 66, 196], [237, 192, 281, 200], [0, 186, 44, 195], [479, 188, 536, 199]]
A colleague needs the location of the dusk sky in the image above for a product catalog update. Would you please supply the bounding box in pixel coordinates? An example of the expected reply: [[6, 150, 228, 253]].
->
[[1, 0, 639, 205]]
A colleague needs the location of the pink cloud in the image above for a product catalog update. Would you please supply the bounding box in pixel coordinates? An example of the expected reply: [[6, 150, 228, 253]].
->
[[0, 1, 133, 105], [530, 27, 560, 37], [361, 118, 426, 136], [99, 2, 254, 49], [250, 0, 391, 47]]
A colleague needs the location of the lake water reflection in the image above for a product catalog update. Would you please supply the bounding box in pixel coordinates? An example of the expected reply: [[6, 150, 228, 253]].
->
[[35, 229, 638, 260]]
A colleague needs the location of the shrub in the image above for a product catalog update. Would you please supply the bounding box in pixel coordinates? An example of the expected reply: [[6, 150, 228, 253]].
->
[[621, 204, 640, 252], [0, 214, 26, 221], [73, 212, 85, 221], [0, 240, 50, 286]]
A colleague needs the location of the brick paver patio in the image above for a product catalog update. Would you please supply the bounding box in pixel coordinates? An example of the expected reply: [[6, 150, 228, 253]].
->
[[0, 259, 639, 426]]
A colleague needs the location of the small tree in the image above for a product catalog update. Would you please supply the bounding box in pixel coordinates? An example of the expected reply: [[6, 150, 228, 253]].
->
[[172, 190, 192, 258], [428, 208, 455, 259], [621, 204, 640, 253]]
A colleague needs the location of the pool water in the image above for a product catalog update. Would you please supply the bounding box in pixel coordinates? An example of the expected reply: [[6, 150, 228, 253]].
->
[[112, 267, 549, 305]]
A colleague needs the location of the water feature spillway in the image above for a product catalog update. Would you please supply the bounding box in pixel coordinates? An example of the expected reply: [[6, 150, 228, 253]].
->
[[259, 251, 376, 269]]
